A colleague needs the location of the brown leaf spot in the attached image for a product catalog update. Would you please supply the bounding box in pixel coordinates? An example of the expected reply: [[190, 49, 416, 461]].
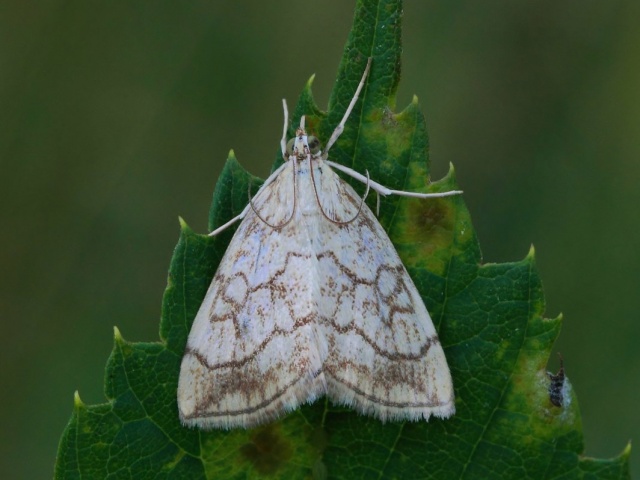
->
[[240, 424, 293, 475], [404, 198, 452, 239]]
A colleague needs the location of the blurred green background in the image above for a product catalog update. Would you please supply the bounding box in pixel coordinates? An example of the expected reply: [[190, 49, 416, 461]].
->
[[1, 1, 638, 478]]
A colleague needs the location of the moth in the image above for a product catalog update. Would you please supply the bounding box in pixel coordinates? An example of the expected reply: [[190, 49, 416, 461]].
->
[[178, 58, 460, 429]]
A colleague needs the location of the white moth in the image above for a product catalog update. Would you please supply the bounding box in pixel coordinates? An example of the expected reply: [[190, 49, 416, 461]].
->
[[178, 59, 461, 429]]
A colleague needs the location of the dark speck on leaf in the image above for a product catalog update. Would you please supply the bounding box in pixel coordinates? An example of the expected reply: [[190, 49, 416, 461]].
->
[[548, 353, 566, 407]]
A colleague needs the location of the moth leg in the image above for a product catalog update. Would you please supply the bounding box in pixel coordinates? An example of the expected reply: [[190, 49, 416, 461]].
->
[[325, 160, 463, 199], [208, 161, 291, 237], [208, 205, 250, 236]]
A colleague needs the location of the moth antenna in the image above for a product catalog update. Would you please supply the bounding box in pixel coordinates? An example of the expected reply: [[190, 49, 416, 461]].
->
[[249, 157, 297, 230], [324, 57, 372, 157], [310, 161, 370, 225], [281, 99, 288, 158]]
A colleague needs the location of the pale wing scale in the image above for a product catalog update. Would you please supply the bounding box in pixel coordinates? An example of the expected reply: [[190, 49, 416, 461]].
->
[[310, 161, 455, 421], [178, 162, 328, 429], [179, 157, 455, 428]]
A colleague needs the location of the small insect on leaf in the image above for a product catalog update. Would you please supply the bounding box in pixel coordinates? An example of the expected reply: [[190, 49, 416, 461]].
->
[[548, 353, 566, 408]]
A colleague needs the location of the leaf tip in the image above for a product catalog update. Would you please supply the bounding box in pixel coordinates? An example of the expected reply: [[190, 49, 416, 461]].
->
[[178, 216, 193, 234], [542, 312, 563, 335], [222, 149, 242, 171], [73, 390, 85, 409], [306, 73, 316, 89], [526, 244, 536, 262], [447, 162, 457, 178], [440, 162, 459, 186], [621, 440, 632, 460], [411, 94, 419, 105], [113, 325, 124, 344]]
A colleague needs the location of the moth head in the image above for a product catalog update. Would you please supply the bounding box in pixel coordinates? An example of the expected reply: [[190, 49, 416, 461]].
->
[[286, 129, 322, 159]]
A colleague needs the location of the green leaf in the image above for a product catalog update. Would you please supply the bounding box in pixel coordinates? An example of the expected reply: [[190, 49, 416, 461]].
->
[[55, 0, 631, 478]]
